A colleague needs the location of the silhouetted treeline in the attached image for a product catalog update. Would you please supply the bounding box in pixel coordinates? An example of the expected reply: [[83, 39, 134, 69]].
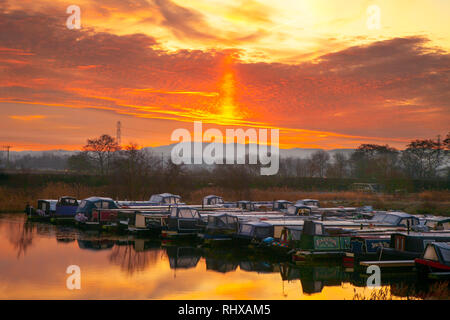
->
[[1, 133, 448, 197]]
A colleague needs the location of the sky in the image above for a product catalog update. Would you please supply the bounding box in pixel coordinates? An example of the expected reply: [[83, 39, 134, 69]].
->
[[0, 0, 449, 151]]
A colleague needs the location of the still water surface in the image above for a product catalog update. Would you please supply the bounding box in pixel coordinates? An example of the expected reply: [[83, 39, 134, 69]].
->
[[0, 214, 415, 299]]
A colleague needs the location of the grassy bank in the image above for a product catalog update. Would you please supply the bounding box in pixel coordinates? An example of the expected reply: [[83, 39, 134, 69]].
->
[[1, 183, 448, 216]]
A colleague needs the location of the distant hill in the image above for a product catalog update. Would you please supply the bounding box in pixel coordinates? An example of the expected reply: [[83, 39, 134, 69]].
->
[[6, 143, 355, 160]]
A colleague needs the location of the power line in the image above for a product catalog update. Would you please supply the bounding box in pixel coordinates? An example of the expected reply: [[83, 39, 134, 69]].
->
[[2, 145, 11, 168], [116, 121, 122, 146]]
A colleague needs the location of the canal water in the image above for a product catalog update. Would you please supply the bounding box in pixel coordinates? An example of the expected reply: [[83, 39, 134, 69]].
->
[[0, 214, 424, 299]]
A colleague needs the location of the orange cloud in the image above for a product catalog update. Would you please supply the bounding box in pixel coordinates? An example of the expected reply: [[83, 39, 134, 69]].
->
[[9, 115, 46, 121]]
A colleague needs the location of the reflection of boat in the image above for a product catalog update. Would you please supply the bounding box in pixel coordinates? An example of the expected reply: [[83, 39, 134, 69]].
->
[[279, 263, 346, 294], [77, 239, 114, 251], [166, 246, 201, 270], [205, 258, 238, 273], [239, 261, 276, 274]]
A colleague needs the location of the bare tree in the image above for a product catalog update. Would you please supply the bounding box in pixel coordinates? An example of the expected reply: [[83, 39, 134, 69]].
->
[[83, 134, 121, 175], [308, 150, 330, 178]]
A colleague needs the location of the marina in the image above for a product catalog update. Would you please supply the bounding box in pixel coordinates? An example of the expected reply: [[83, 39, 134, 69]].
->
[[0, 213, 446, 300], [17, 193, 450, 295]]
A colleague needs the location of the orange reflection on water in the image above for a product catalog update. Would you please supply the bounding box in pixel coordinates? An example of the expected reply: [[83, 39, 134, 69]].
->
[[0, 214, 401, 300]]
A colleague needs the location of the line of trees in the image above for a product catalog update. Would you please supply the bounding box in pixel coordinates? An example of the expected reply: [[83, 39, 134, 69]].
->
[[2, 132, 448, 196]]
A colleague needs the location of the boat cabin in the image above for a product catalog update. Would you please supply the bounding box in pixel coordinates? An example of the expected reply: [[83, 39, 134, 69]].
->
[[54, 196, 79, 217], [298, 220, 351, 251], [424, 218, 450, 231], [286, 204, 313, 216], [296, 199, 320, 208], [75, 197, 119, 222], [272, 200, 293, 211], [36, 199, 57, 216], [149, 193, 182, 205], [235, 221, 274, 241], [205, 213, 239, 233], [415, 242, 450, 277], [167, 207, 203, 233], [371, 211, 420, 227], [390, 232, 450, 253], [203, 195, 224, 206], [237, 200, 255, 211]]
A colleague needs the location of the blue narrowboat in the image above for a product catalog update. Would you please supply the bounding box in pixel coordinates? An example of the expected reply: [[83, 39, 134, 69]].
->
[[54, 196, 79, 218]]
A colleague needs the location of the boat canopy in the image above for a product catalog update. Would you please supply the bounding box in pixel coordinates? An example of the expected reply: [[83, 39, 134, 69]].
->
[[273, 200, 293, 210], [203, 195, 224, 205], [296, 199, 320, 207], [37, 199, 57, 212], [206, 213, 238, 230], [237, 221, 273, 239], [57, 196, 78, 206], [170, 207, 201, 219], [372, 211, 419, 226], [149, 193, 182, 205], [423, 242, 450, 265], [76, 197, 119, 216], [286, 204, 312, 216], [237, 200, 255, 211]]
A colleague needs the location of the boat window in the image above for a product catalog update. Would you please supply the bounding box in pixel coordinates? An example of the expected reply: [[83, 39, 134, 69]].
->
[[94, 201, 102, 208], [41, 202, 48, 211], [255, 227, 270, 238], [101, 201, 109, 209], [240, 224, 253, 235], [170, 208, 178, 217], [78, 200, 87, 209], [440, 247, 450, 263], [315, 224, 323, 235], [174, 197, 180, 204], [382, 215, 400, 225], [179, 209, 197, 219], [287, 206, 296, 215], [423, 245, 439, 261], [298, 208, 310, 216], [372, 214, 387, 222], [150, 195, 162, 203]]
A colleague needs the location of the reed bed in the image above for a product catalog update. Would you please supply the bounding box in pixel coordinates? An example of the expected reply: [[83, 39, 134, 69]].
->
[[0, 183, 448, 215], [352, 282, 450, 300]]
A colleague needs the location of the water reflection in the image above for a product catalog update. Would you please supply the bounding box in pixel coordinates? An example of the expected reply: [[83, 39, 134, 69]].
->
[[0, 214, 439, 299]]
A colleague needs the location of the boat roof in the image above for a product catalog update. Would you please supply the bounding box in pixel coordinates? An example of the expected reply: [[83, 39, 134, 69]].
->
[[83, 196, 115, 202], [393, 232, 450, 238], [240, 221, 272, 227], [158, 193, 181, 198], [204, 195, 222, 199], [433, 242, 450, 250], [376, 211, 414, 218], [38, 199, 58, 203]]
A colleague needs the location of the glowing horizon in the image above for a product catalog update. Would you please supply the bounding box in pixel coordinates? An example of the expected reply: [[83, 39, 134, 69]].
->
[[0, 1, 449, 151]]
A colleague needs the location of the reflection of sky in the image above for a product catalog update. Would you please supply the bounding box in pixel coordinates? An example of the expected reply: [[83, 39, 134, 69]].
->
[[0, 214, 389, 299]]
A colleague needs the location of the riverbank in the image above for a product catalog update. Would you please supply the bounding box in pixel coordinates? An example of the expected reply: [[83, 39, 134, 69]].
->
[[1, 183, 448, 216]]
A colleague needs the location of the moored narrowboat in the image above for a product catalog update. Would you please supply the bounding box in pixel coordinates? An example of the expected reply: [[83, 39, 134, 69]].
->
[[198, 213, 239, 244], [74, 197, 120, 228], [291, 220, 352, 264], [161, 207, 204, 240], [415, 242, 450, 280]]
